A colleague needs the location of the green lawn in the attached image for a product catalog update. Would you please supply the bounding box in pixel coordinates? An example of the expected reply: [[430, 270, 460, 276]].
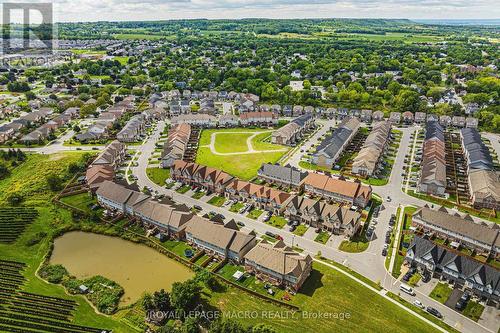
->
[[462, 300, 484, 322], [196, 147, 287, 180], [429, 283, 453, 304], [161, 240, 195, 259], [112, 33, 170, 40], [59, 192, 98, 213], [267, 216, 287, 229], [209, 261, 439, 333], [191, 191, 205, 199], [246, 208, 264, 220], [214, 133, 252, 153], [176, 185, 191, 194], [207, 195, 226, 207], [229, 202, 244, 213], [146, 167, 170, 186], [251, 132, 284, 151], [314, 231, 330, 244], [293, 224, 308, 236], [338, 235, 369, 253]]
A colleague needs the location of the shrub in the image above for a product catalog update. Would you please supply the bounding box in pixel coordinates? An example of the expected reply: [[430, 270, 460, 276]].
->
[[39, 264, 68, 284]]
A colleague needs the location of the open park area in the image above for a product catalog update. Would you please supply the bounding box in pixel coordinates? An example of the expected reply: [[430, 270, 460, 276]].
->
[[196, 128, 290, 180]]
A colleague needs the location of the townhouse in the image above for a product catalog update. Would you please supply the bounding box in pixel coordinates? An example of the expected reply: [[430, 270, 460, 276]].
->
[[185, 218, 257, 263], [257, 163, 308, 189], [171, 160, 235, 195], [412, 206, 500, 258], [161, 124, 191, 168], [351, 121, 391, 177], [271, 113, 314, 146], [95, 180, 257, 263], [171, 114, 217, 127], [419, 121, 446, 196], [372, 111, 384, 121], [239, 111, 278, 127], [283, 196, 361, 237], [303, 173, 372, 208], [312, 117, 360, 169], [86, 140, 126, 190], [388, 112, 401, 125], [244, 240, 312, 291], [402, 111, 414, 124], [116, 114, 145, 143], [406, 237, 500, 303], [460, 128, 499, 210]]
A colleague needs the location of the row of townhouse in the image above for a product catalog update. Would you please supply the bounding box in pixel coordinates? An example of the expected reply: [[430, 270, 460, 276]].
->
[[351, 121, 392, 177], [161, 124, 192, 168], [95, 180, 312, 291], [85, 140, 127, 190], [0, 107, 56, 144], [412, 112, 479, 128], [312, 117, 360, 169], [116, 114, 146, 143], [406, 236, 500, 304], [271, 113, 315, 146], [302, 172, 372, 208], [239, 111, 278, 127], [171, 161, 364, 237], [257, 163, 308, 189], [418, 121, 447, 196], [460, 128, 499, 210], [412, 206, 500, 258]]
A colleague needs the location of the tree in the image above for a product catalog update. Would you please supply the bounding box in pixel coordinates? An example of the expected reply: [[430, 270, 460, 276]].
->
[[170, 280, 201, 312], [0, 163, 9, 180], [142, 293, 154, 311], [209, 319, 246, 333], [153, 289, 171, 311], [6, 193, 23, 206], [46, 174, 63, 191]]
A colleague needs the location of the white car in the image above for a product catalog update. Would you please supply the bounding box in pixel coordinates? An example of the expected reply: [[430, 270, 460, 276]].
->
[[413, 300, 424, 309]]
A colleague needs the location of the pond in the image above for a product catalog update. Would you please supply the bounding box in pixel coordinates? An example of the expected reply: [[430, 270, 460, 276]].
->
[[50, 231, 194, 306]]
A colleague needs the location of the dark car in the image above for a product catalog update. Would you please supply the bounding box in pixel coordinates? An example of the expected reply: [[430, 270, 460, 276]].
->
[[265, 231, 276, 238], [455, 292, 470, 310], [237, 221, 245, 227], [193, 205, 202, 211], [385, 236, 391, 244], [381, 248, 387, 256], [402, 272, 412, 282], [426, 307, 442, 318], [421, 273, 431, 283]]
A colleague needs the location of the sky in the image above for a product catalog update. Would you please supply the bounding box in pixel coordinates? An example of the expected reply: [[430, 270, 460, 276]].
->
[[3, 0, 500, 23]]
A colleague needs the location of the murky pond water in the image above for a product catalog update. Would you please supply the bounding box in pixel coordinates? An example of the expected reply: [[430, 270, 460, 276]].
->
[[50, 231, 193, 305]]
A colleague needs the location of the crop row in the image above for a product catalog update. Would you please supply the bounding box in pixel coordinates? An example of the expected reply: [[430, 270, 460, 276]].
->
[[0, 324, 42, 333], [6, 304, 71, 322], [20, 291, 77, 307], [0, 282, 22, 290], [0, 276, 25, 286], [15, 294, 77, 310], [0, 271, 25, 280], [0, 311, 104, 333], [8, 299, 75, 316], [0, 260, 26, 268]]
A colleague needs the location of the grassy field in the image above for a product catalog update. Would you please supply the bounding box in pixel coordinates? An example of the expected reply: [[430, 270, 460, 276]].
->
[[196, 128, 289, 180], [209, 262, 438, 333], [59, 192, 98, 213], [196, 147, 286, 180], [146, 167, 170, 186], [0, 153, 88, 205]]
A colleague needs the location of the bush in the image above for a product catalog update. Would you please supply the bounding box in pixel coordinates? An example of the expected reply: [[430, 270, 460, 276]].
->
[[39, 264, 68, 284], [25, 231, 47, 246]]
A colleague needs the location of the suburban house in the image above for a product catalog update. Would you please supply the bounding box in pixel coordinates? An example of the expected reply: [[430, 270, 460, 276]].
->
[[372, 111, 384, 121], [405, 237, 500, 304], [352, 121, 391, 177], [303, 173, 372, 208], [283, 196, 362, 237], [271, 113, 314, 146], [161, 124, 191, 168], [312, 117, 360, 169], [360, 109, 372, 122], [419, 121, 446, 196], [388, 112, 401, 124], [257, 163, 308, 189], [185, 217, 257, 263], [414, 112, 426, 124], [244, 240, 312, 291], [225, 180, 292, 214], [218, 114, 239, 127], [412, 206, 500, 258], [461, 128, 494, 172], [402, 111, 414, 124]]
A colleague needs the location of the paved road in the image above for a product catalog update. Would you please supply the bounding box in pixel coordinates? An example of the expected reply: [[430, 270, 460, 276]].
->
[[132, 121, 498, 333]]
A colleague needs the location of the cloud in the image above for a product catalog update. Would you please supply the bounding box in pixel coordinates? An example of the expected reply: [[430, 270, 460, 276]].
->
[[7, 0, 498, 22]]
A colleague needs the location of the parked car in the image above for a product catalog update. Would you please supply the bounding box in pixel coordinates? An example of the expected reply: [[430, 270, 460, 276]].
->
[[381, 248, 387, 256], [315, 228, 321, 233], [421, 272, 431, 283], [386, 196, 391, 202], [426, 307, 442, 318], [275, 235, 283, 241], [237, 221, 245, 227], [413, 300, 425, 309], [385, 236, 391, 244], [455, 292, 470, 310], [193, 205, 202, 211], [289, 225, 296, 232]]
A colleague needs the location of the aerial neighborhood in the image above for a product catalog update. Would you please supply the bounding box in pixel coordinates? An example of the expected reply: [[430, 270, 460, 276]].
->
[[0, 17, 499, 333]]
